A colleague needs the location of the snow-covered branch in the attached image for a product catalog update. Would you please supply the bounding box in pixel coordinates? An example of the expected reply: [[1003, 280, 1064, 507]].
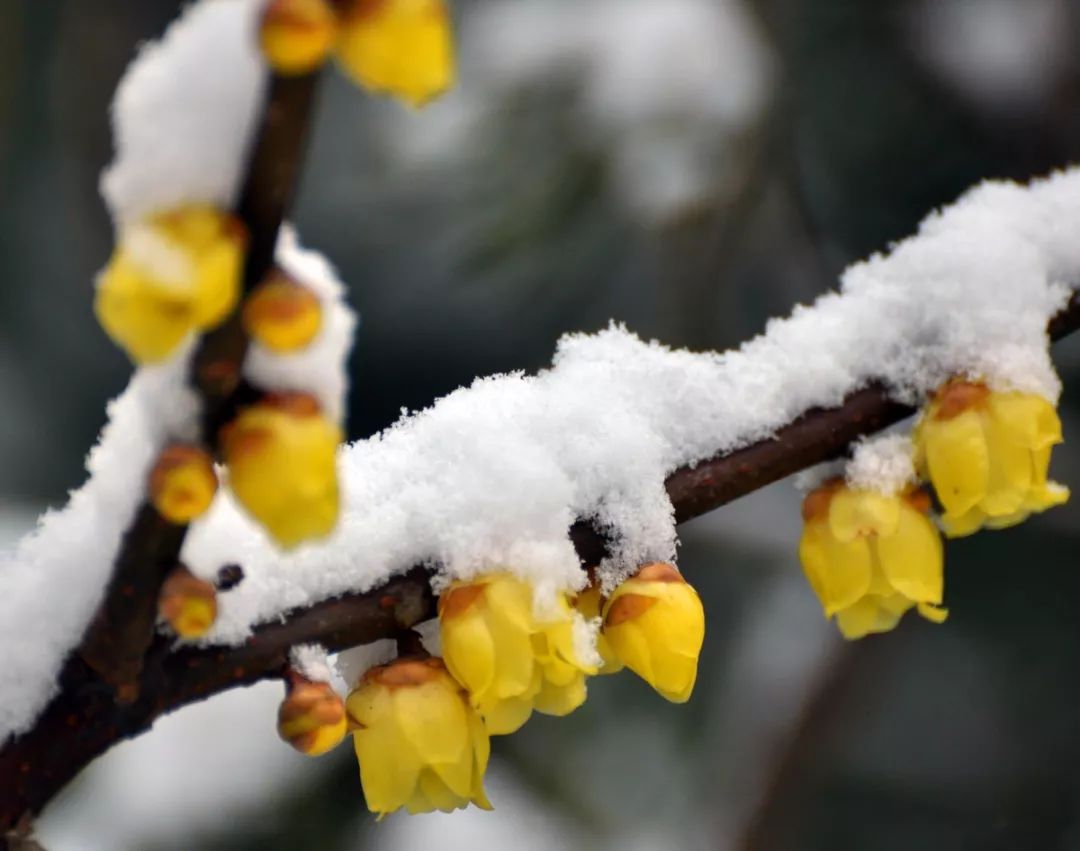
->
[[3, 0, 1080, 833]]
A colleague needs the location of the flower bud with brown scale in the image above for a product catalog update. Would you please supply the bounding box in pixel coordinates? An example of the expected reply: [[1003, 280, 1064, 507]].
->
[[158, 565, 217, 639], [278, 676, 348, 757], [149, 445, 217, 524]]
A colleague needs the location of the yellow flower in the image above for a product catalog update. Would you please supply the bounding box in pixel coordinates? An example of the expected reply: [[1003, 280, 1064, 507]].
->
[[798, 480, 947, 640], [336, 0, 455, 107], [601, 563, 705, 703], [221, 393, 341, 549], [347, 657, 491, 817], [278, 679, 348, 757], [572, 584, 623, 674], [242, 271, 322, 353], [260, 0, 339, 75], [439, 573, 597, 735], [158, 566, 217, 639], [914, 380, 1069, 537], [148, 444, 218, 524], [95, 206, 246, 364]]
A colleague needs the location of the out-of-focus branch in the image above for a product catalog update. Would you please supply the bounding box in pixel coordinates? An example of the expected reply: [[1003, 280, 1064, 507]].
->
[[77, 71, 323, 693], [5, 294, 1076, 829]]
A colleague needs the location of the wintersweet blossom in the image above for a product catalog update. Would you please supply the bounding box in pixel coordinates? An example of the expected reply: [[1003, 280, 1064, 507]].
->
[[914, 380, 1069, 537], [439, 573, 597, 735], [157, 566, 218, 638], [148, 445, 218, 524], [337, 0, 455, 106], [259, 0, 338, 75], [600, 563, 705, 702], [277, 679, 348, 756], [95, 206, 245, 364], [221, 393, 341, 549], [799, 480, 947, 639], [243, 271, 323, 353], [347, 657, 491, 817]]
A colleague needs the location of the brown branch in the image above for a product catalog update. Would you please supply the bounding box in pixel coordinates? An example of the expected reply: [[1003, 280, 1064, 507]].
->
[[4, 294, 1077, 828], [76, 70, 324, 694]]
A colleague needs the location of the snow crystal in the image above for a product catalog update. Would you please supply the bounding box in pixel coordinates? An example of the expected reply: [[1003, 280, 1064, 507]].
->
[[244, 227, 357, 424], [289, 644, 334, 685], [845, 435, 916, 495], [0, 353, 199, 738], [100, 0, 266, 224]]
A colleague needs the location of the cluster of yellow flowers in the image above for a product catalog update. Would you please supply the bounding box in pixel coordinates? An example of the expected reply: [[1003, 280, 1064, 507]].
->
[[799, 380, 1068, 639], [275, 564, 705, 817], [259, 0, 454, 107]]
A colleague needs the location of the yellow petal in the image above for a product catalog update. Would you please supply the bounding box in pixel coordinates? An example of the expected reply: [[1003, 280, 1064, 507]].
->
[[834, 595, 911, 640], [921, 409, 990, 517], [818, 533, 874, 615], [828, 489, 901, 541], [532, 674, 587, 717], [987, 392, 1062, 450], [980, 412, 1032, 516], [477, 692, 534, 736], [353, 720, 422, 816], [391, 678, 469, 767], [440, 604, 497, 699], [941, 503, 985, 537], [874, 504, 943, 604], [337, 0, 455, 107], [917, 602, 949, 624]]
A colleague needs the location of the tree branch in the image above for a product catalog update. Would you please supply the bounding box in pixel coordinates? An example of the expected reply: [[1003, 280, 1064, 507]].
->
[[76, 70, 324, 694], [4, 294, 1077, 828]]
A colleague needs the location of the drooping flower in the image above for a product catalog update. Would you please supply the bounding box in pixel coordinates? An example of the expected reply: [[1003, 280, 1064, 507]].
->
[[259, 0, 339, 75], [336, 0, 455, 107], [95, 206, 245, 364], [278, 678, 348, 757], [221, 393, 341, 549], [347, 657, 491, 817], [158, 565, 218, 638], [148, 444, 218, 524], [439, 573, 597, 735], [243, 270, 323, 353], [914, 380, 1069, 537], [600, 563, 705, 702], [798, 480, 947, 640]]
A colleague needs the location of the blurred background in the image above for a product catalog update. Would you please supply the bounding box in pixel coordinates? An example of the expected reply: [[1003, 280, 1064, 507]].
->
[[3, 0, 1080, 848]]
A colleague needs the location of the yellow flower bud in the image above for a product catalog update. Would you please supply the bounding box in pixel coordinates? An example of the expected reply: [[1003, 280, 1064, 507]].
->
[[601, 563, 705, 703], [799, 480, 947, 640], [439, 573, 597, 735], [278, 679, 348, 756], [572, 584, 623, 674], [158, 566, 217, 638], [260, 0, 339, 75], [347, 657, 491, 817], [914, 380, 1069, 537], [336, 0, 455, 107], [242, 271, 322, 353], [221, 393, 342, 549], [95, 206, 246, 364], [148, 444, 218, 524]]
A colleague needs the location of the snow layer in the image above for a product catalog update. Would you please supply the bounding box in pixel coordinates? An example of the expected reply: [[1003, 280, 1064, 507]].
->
[[100, 0, 266, 225], [0, 354, 200, 737], [845, 435, 916, 495], [178, 171, 1078, 648]]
